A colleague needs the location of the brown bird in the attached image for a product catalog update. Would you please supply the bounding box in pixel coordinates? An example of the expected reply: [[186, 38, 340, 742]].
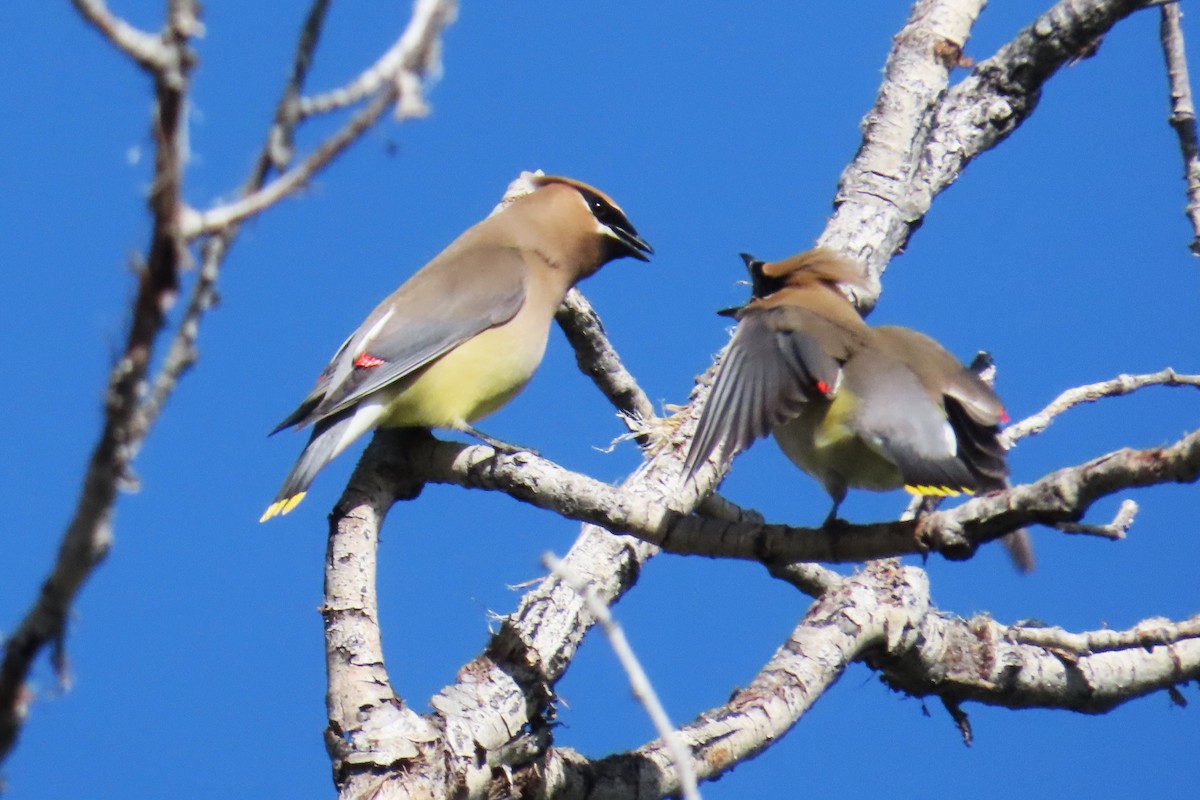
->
[[261, 172, 652, 521], [684, 248, 1033, 571]]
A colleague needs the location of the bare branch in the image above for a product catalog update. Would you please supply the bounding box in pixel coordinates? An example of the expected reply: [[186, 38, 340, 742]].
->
[[298, 0, 458, 119], [1010, 614, 1200, 654], [183, 88, 396, 237], [183, 0, 456, 237], [70, 0, 172, 71], [0, 0, 201, 764], [876, 607, 1200, 713], [906, 0, 1157, 248], [261, 0, 333, 173], [1005, 368, 1200, 445], [545, 554, 701, 800], [556, 288, 658, 433], [818, 0, 987, 304], [323, 434, 437, 791], [539, 562, 930, 796], [1158, 1, 1200, 253], [135, 0, 334, 437], [384, 429, 1199, 567], [1052, 498, 1138, 540]]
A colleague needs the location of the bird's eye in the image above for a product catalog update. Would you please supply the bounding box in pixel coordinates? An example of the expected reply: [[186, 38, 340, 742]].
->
[[581, 190, 623, 227]]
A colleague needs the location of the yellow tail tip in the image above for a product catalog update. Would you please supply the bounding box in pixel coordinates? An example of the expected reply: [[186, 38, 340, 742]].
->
[[904, 484, 966, 498], [259, 492, 307, 522]]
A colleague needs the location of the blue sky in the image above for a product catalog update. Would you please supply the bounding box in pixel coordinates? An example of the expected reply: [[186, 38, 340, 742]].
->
[[2, 1, 1198, 797]]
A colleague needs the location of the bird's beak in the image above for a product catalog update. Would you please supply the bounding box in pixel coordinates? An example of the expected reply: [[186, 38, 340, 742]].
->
[[611, 225, 654, 262], [716, 305, 742, 318]]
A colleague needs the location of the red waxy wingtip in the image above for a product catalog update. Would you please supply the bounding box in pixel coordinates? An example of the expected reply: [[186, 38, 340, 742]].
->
[[354, 352, 385, 369]]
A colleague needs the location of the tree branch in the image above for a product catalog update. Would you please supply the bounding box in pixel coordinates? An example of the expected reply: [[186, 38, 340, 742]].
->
[[1010, 614, 1200, 654], [1004, 368, 1200, 445], [818, 0, 987, 305], [298, 0, 459, 120], [0, 0, 201, 764], [555, 288, 658, 434], [1158, 1, 1200, 254], [381, 428, 1199, 567], [69, 0, 173, 72], [183, 0, 457, 238], [544, 554, 701, 800], [875, 606, 1200, 713], [534, 562, 929, 797]]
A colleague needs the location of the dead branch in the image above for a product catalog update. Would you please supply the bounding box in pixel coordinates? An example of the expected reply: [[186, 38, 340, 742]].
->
[[1159, 2, 1200, 253]]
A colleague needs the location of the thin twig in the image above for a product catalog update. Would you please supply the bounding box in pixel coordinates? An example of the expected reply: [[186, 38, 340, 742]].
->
[[1053, 498, 1138, 540], [1003, 368, 1200, 445], [182, 88, 396, 237], [264, 0, 332, 172], [1158, 2, 1200, 254], [1010, 613, 1200, 654], [134, 0, 334, 438], [183, 0, 456, 237], [69, 0, 171, 71], [544, 554, 702, 800], [298, 0, 458, 118]]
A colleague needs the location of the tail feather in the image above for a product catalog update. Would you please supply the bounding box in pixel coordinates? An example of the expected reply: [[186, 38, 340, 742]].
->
[[260, 413, 357, 522], [1002, 528, 1036, 574]]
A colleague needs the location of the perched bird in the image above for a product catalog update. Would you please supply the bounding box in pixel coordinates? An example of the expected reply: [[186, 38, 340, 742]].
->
[[261, 172, 652, 521], [684, 248, 1033, 571]]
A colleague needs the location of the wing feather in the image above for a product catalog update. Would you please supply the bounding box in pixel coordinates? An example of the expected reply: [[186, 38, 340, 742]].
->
[[684, 307, 847, 478], [271, 245, 529, 432]]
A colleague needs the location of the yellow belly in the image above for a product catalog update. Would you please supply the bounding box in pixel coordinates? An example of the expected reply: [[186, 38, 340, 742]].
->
[[774, 392, 903, 494], [379, 317, 551, 430]]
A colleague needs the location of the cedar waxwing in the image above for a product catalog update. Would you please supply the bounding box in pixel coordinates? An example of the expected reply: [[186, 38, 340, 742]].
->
[[260, 171, 652, 521], [684, 248, 1034, 571]]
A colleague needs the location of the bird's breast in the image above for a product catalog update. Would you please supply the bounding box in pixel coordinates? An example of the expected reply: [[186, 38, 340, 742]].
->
[[379, 305, 554, 430], [773, 392, 904, 494]]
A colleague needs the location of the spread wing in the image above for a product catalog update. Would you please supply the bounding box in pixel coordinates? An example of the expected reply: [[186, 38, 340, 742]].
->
[[684, 306, 857, 479], [271, 245, 529, 433]]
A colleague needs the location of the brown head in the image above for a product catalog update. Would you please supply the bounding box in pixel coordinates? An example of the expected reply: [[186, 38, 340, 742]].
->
[[494, 173, 653, 284], [744, 248, 871, 299]]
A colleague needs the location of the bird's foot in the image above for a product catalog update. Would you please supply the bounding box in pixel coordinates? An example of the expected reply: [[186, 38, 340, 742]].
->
[[462, 425, 541, 458]]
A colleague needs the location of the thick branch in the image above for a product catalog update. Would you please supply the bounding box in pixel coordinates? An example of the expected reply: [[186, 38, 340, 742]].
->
[[536, 562, 929, 797], [814, 0, 1156, 307], [909, 0, 1155, 237], [323, 432, 440, 794], [876, 607, 1200, 713], [392, 429, 1200, 567], [819, 0, 987, 304]]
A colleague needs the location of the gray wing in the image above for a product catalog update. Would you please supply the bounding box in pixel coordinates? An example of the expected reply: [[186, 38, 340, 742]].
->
[[684, 306, 848, 479], [272, 245, 529, 433], [845, 347, 1004, 492]]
